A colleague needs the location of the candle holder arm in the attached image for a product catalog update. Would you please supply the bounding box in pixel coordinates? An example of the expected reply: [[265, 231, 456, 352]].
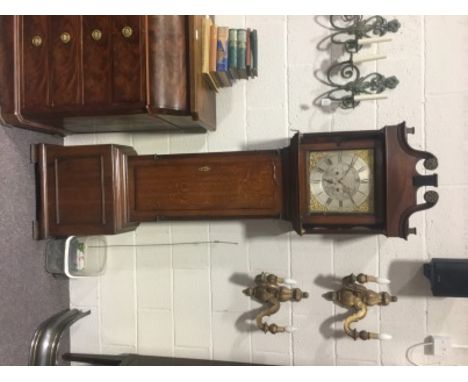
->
[[343, 301, 370, 340], [256, 302, 285, 334], [342, 273, 358, 285]]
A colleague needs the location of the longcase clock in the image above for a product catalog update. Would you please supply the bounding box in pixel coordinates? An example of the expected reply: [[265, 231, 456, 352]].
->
[[34, 122, 438, 240]]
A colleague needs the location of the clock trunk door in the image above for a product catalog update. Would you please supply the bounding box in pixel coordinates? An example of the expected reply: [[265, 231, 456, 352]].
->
[[128, 151, 283, 221]]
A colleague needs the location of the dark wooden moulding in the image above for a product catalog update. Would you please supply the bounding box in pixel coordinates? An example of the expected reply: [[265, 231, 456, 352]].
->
[[33, 123, 439, 240], [0, 15, 215, 135]]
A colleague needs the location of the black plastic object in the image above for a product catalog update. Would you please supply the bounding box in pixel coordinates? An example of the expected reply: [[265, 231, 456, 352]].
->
[[424, 258, 468, 297], [62, 352, 265, 366]]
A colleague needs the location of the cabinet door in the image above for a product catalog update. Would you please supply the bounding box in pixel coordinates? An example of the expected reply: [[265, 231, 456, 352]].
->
[[82, 16, 112, 105], [111, 16, 145, 105], [146, 15, 188, 112], [49, 16, 82, 108], [21, 16, 50, 111]]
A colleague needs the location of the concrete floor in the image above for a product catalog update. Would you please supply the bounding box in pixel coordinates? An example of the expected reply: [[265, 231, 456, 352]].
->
[[0, 123, 69, 365]]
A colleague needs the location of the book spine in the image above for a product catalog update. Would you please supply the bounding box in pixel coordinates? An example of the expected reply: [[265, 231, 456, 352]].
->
[[246, 28, 252, 77], [201, 16, 218, 91], [216, 27, 232, 87], [209, 23, 222, 88], [228, 29, 238, 79], [216, 27, 229, 73], [237, 29, 247, 79], [251, 29, 258, 77], [209, 24, 218, 73], [201, 16, 210, 74]]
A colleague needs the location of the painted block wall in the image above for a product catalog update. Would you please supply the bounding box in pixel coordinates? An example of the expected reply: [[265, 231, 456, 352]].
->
[[66, 16, 468, 366]]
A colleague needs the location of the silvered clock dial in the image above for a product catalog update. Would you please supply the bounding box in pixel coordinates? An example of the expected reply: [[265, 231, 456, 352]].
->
[[308, 149, 374, 214]]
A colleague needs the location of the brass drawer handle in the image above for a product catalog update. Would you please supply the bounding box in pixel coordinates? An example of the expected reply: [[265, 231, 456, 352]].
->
[[31, 35, 43, 47], [198, 166, 211, 172], [60, 32, 71, 44], [121, 25, 133, 38], [91, 29, 102, 41]]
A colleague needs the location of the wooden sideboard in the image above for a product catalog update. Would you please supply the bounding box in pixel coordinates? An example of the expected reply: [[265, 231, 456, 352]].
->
[[0, 16, 215, 136]]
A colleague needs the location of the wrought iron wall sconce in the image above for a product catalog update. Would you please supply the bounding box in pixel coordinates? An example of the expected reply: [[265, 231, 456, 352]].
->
[[243, 272, 309, 334], [320, 15, 401, 109], [324, 273, 397, 341]]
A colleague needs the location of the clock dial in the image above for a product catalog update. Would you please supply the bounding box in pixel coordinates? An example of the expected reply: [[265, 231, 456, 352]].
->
[[308, 149, 374, 213]]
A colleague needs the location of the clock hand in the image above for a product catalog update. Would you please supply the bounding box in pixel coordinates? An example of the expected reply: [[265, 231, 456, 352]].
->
[[338, 178, 351, 189], [340, 183, 357, 206], [338, 165, 353, 181], [338, 156, 357, 181], [346, 190, 356, 206]]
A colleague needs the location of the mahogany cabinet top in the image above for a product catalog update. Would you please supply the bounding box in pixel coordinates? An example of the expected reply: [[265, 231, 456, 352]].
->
[[0, 16, 216, 135]]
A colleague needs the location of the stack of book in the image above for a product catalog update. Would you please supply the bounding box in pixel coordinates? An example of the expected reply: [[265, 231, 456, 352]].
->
[[202, 17, 258, 91]]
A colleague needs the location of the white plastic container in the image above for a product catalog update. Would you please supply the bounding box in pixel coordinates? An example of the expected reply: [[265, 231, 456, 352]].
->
[[45, 236, 107, 278]]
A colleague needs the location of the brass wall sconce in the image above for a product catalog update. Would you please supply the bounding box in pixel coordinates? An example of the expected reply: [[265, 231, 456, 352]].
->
[[324, 273, 397, 340], [320, 15, 401, 109], [243, 272, 309, 334]]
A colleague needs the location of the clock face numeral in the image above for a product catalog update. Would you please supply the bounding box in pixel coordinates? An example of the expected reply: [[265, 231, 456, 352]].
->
[[308, 149, 374, 214]]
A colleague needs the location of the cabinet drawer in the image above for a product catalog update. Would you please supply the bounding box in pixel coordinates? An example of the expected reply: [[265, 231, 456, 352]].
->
[[21, 16, 49, 109], [111, 16, 146, 104], [82, 16, 112, 104], [50, 16, 82, 107]]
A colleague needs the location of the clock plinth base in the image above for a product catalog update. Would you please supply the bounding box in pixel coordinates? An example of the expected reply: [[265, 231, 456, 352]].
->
[[35, 143, 138, 239]]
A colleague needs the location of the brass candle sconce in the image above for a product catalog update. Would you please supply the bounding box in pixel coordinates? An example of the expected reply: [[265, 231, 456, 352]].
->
[[324, 273, 397, 341], [243, 272, 309, 334]]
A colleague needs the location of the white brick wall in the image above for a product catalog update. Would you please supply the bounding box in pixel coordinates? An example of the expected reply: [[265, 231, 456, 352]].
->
[[66, 16, 468, 365]]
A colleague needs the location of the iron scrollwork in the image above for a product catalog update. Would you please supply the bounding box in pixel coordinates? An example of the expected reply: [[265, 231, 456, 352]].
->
[[320, 15, 401, 109], [329, 15, 401, 54], [324, 59, 399, 109]]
